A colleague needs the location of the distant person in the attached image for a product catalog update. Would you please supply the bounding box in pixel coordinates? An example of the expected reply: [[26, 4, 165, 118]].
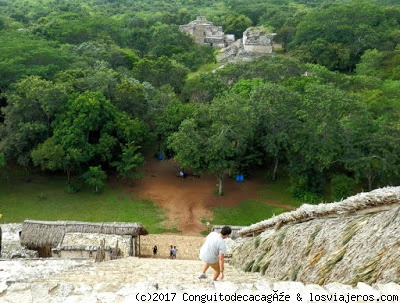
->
[[198, 226, 232, 282], [172, 246, 177, 259], [179, 170, 185, 179], [153, 245, 158, 256], [169, 245, 173, 259], [206, 221, 211, 232]]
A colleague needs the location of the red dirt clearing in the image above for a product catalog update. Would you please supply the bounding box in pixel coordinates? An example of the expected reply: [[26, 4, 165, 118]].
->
[[127, 157, 293, 235]]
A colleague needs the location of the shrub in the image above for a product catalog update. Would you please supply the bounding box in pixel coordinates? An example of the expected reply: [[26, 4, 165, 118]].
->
[[65, 181, 80, 193], [330, 174, 356, 201]]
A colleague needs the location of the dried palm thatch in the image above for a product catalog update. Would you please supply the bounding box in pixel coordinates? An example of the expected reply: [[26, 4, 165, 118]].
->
[[238, 186, 400, 237], [231, 187, 400, 285], [20, 220, 148, 249]]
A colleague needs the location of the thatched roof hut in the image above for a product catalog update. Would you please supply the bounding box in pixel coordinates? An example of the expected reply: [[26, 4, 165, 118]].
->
[[238, 186, 400, 237], [231, 186, 400, 285], [20, 220, 148, 249]]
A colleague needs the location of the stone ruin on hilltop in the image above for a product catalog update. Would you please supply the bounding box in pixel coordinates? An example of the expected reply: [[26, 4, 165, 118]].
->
[[179, 16, 275, 62]]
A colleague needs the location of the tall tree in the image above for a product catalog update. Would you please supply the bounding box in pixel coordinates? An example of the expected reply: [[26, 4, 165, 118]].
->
[[284, 80, 357, 198], [0, 76, 69, 180], [249, 81, 301, 181], [132, 56, 189, 93], [341, 90, 400, 190], [114, 79, 149, 120], [169, 94, 255, 195], [32, 91, 146, 181]]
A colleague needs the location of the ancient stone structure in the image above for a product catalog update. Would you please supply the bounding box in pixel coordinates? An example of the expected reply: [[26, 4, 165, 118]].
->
[[217, 27, 275, 63], [51, 232, 131, 260], [180, 18, 275, 63], [179, 16, 234, 48]]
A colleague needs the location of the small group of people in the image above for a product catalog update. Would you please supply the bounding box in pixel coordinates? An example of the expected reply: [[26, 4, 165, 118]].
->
[[151, 245, 177, 259], [169, 245, 178, 259]]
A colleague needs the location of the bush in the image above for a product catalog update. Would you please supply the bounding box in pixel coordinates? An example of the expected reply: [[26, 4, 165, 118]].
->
[[330, 174, 356, 201], [65, 181, 80, 193], [291, 187, 323, 203], [289, 176, 324, 203]]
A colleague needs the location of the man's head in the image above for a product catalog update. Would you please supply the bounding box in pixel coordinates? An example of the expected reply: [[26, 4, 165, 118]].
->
[[220, 226, 232, 237]]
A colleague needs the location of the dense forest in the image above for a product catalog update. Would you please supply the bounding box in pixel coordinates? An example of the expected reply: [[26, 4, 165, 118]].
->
[[1, 0, 400, 201]]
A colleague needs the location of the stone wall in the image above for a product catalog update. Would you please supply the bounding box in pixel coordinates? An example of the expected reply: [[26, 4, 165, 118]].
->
[[217, 27, 275, 63], [54, 232, 134, 258], [179, 16, 232, 48]]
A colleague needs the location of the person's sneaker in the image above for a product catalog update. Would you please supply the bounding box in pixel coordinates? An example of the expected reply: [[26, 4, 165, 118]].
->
[[198, 273, 207, 279]]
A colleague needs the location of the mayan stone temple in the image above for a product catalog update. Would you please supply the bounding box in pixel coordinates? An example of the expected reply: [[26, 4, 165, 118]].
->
[[180, 16, 275, 63], [179, 16, 235, 48]]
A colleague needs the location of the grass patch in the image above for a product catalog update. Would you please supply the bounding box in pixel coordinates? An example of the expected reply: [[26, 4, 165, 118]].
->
[[256, 179, 303, 208], [1, 169, 302, 234], [210, 199, 287, 226], [0, 175, 174, 234], [187, 62, 223, 80]]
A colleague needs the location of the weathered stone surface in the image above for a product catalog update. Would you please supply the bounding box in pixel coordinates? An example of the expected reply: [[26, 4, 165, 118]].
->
[[377, 282, 400, 294], [180, 17, 275, 63], [214, 281, 238, 294], [217, 27, 275, 63], [0, 259, 392, 302], [179, 16, 231, 48]]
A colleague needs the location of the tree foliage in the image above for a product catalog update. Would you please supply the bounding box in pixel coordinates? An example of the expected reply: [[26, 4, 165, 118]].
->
[[285, 1, 400, 71], [1, 0, 400, 198], [81, 166, 107, 194]]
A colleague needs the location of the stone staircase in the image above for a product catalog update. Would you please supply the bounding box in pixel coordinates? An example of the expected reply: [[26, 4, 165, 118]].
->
[[0, 257, 269, 302], [32, 257, 263, 286], [2, 256, 400, 303], [1, 231, 400, 302]]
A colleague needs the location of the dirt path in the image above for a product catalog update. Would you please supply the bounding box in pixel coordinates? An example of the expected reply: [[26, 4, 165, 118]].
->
[[126, 157, 293, 235]]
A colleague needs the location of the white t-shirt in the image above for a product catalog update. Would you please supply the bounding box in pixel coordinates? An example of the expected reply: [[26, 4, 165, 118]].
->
[[199, 231, 227, 264]]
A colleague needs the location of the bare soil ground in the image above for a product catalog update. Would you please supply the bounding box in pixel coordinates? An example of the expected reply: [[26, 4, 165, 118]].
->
[[126, 157, 293, 235]]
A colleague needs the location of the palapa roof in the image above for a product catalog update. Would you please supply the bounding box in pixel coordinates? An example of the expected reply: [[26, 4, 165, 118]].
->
[[238, 186, 400, 237], [20, 220, 148, 248]]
